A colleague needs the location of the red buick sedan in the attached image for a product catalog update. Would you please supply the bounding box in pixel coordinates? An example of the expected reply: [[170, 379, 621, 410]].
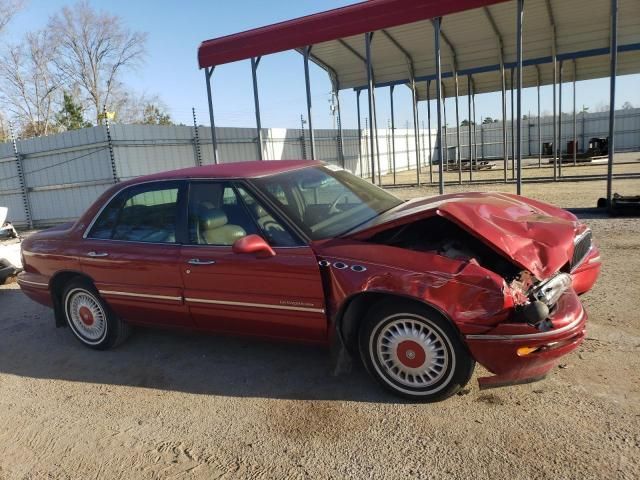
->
[[18, 160, 601, 401]]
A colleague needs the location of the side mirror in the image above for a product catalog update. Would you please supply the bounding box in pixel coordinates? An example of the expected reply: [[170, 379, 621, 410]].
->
[[232, 234, 275, 258]]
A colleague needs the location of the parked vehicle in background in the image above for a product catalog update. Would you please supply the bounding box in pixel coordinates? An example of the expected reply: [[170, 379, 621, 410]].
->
[[0, 207, 22, 284], [18, 161, 601, 401]]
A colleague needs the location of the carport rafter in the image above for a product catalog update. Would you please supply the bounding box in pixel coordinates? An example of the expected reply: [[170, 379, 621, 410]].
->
[[351, 43, 640, 95]]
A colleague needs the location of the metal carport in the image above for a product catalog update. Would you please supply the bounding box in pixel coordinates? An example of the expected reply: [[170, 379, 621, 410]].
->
[[198, 0, 640, 207]]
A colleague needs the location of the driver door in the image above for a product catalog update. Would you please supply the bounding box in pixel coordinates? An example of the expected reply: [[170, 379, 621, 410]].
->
[[179, 180, 327, 343]]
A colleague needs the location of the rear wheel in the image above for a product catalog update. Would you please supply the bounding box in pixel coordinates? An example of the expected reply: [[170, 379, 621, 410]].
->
[[359, 300, 474, 401], [62, 279, 130, 349]]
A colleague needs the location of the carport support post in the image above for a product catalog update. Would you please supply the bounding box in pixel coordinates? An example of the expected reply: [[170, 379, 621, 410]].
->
[[537, 66, 541, 167], [205, 66, 219, 164], [411, 73, 421, 186], [372, 79, 382, 185], [558, 60, 564, 177], [303, 46, 315, 160], [607, 0, 618, 210], [468, 74, 473, 181], [510, 68, 515, 179], [356, 90, 363, 177], [365, 32, 376, 184], [334, 87, 345, 168], [552, 56, 558, 180], [390, 85, 397, 184], [501, 64, 508, 182], [251, 57, 263, 161], [516, 0, 523, 195], [472, 85, 477, 175], [455, 71, 462, 184], [433, 17, 445, 194], [573, 59, 577, 166], [427, 81, 433, 184]]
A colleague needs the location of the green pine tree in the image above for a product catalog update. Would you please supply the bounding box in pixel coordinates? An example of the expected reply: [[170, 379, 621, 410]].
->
[[56, 92, 91, 131]]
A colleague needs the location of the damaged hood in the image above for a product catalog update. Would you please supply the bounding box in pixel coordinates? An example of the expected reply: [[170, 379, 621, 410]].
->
[[346, 192, 579, 279]]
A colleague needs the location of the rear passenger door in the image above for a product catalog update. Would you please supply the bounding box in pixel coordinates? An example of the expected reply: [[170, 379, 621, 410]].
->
[[179, 181, 327, 342], [80, 181, 192, 327]]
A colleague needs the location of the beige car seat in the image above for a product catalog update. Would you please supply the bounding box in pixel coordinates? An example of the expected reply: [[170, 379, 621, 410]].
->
[[199, 208, 246, 245], [253, 205, 292, 245]]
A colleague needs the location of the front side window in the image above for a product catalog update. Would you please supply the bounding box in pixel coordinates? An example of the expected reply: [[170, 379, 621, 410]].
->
[[187, 182, 299, 247], [188, 182, 255, 246], [253, 166, 403, 240], [88, 183, 180, 243]]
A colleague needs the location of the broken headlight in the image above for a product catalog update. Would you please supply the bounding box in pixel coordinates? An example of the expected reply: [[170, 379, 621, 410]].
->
[[531, 273, 572, 307]]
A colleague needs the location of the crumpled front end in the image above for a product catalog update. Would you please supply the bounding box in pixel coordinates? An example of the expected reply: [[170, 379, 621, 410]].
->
[[321, 193, 601, 388], [465, 233, 599, 388], [466, 289, 587, 388]]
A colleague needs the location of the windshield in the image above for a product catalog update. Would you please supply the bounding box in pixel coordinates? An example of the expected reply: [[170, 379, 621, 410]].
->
[[252, 165, 403, 240]]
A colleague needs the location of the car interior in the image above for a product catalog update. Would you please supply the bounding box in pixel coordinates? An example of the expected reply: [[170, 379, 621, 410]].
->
[[189, 183, 297, 247], [88, 181, 299, 247]]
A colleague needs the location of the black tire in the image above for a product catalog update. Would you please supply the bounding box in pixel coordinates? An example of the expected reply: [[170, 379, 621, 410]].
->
[[62, 278, 131, 350], [359, 299, 474, 402]]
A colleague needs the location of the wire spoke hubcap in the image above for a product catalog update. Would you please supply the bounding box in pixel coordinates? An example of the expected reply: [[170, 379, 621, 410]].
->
[[68, 290, 106, 342], [376, 316, 449, 388]]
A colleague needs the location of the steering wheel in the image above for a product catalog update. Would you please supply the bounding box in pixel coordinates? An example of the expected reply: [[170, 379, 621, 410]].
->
[[328, 193, 350, 214]]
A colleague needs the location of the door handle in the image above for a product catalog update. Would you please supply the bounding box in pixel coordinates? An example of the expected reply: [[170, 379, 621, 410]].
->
[[187, 258, 216, 265], [87, 251, 109, 257]]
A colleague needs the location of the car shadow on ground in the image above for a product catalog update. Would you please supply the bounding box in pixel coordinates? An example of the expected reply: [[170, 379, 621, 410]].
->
[[0, 289, 400, 403]]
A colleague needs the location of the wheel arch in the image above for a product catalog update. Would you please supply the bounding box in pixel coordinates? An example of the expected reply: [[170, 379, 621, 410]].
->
[[49, 270, 96, 328], [336, 290, 460, 353]]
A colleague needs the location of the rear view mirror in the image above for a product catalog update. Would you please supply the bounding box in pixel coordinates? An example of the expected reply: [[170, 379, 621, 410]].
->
[[232, 234, 275, 258]]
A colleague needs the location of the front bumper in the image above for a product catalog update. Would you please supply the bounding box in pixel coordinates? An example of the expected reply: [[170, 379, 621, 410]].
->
[[570, 244, 601, 295], [465, 289, 587, 389]]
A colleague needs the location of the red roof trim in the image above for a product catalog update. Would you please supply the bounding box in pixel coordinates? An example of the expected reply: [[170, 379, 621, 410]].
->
[[197, 0, 508, 69], [128, 160, 322, 184]]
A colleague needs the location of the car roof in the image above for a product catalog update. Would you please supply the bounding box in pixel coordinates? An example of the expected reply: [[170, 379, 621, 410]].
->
[[128, 160, 323, 184]]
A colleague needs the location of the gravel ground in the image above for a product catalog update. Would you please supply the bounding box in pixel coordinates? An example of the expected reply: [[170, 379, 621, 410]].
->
[[1, 183, 639, 479]]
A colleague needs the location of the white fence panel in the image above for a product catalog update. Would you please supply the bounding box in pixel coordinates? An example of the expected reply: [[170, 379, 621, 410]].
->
[[0, 108, 637, 227]]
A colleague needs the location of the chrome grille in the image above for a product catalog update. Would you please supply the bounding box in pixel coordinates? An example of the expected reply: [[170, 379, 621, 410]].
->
[[571, 230, 592, 270]]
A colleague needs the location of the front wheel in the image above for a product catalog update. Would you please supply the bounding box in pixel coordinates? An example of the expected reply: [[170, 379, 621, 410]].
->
[[62, 279, 130, 350], [359, 300, 474, 401]]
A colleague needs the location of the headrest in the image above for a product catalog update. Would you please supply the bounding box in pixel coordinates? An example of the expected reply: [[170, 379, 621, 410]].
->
[[253, 204, 268, 218], [200, 208, 228, 229]]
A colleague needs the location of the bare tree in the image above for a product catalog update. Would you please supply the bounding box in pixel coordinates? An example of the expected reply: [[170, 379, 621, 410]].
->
[[110, 90, 172, 125], [48, 1, 147, 123], [0, 30, 60, 137], [0, 112, 9, 142], [0, 0, 24, 36]]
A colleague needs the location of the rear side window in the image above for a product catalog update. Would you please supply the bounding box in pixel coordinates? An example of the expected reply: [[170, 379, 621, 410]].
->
[[88, 183, 180, 243]]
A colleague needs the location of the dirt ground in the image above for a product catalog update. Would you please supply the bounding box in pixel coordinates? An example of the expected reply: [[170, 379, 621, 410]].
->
[[1, 178, 639, 479]]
